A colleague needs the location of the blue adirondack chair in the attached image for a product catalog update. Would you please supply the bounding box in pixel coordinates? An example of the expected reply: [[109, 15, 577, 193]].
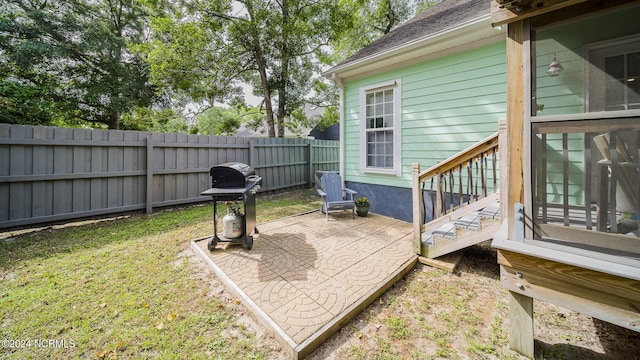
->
[[317, 172, 357, 220]]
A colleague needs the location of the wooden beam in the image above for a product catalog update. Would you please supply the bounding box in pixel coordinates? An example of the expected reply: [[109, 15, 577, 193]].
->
[[529, 0, 639, 28], [498, 250, 640, 301], [491, 0, 587, 27], [498, 119, 509, 223], [504, 271, 640, 332], [534, 224, 640, 255], [507, 289, 534, 358], [499, 249, 640, 351], [413, 163, 422, 255], [418, 252, 461, 272], [506, 21, 525, 240]]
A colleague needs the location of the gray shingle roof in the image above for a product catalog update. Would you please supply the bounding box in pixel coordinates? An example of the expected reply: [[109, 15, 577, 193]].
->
[[335, 0, 490, 69]]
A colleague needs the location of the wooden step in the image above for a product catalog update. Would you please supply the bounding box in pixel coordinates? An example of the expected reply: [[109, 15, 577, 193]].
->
[[454, 212, 482, 231], [421, 218, 501, 258], [478, 203, 501, 219], [420, 201, 502, 259], [431, 222, 457, 240]]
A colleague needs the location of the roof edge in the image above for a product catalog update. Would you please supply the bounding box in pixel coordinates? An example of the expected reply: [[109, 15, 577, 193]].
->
[[323, 14, 504, 81]]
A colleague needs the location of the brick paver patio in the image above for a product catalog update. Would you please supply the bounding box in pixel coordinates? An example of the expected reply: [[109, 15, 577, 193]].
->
[[191, 211, 416, 359]]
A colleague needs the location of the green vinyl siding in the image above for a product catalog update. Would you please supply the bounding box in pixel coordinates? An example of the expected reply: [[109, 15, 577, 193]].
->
[[342, 41, 506, 189]]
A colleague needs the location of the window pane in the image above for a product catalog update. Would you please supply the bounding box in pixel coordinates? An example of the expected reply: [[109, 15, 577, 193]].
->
[[384, 89, 393, 102], [366, 93, 374, 105], [384, 102, 393, 116], [605, 79, 625, 110], [367, 155, 376, 167], [385, 155, 393, 168], [629, 79, 640, 108], [385, 130, 394, 142], [628, 51, 640, 77], [366, 129, 394, 169], [375, 103, 383, 117], [605, 55, 625, 79], [385, 142, 393, 156]]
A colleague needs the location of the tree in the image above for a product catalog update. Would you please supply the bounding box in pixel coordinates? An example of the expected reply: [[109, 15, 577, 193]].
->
[[0, 80, 55, 125], [308, 0, 441, 134], [330, 0, 441, 62], [196, 106, 241, 136], [119, 106, 189, 132], [142, 0, 351, 137], [0, 0, 156, 129]]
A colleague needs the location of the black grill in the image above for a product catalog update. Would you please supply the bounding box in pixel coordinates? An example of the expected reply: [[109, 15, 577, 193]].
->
[[200, 162, 262, 251], [209, 162, 258, 189]]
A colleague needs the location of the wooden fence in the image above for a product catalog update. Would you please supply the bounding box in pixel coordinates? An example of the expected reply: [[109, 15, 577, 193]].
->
[[0, 124, 339, 229]]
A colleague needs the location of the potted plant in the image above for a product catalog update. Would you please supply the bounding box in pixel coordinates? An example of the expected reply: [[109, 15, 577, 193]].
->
[[355, 197, 370, 217]]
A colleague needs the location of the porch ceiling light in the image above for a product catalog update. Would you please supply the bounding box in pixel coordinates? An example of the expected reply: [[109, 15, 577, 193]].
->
[[547, 53, 563, 77]]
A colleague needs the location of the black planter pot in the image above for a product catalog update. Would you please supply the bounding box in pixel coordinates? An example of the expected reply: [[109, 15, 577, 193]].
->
[[356, 205, 369, 217]]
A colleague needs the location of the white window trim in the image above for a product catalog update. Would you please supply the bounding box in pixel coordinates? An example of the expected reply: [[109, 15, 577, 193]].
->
[[359, 79, 402, 176]]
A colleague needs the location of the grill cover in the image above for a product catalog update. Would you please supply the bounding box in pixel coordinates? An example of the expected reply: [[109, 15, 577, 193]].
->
[[210, 162, 256, 188]]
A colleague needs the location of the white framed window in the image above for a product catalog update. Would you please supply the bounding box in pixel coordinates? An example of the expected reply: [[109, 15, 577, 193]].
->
[[586, 35, 640, 112], [359, 80, 402, 176]]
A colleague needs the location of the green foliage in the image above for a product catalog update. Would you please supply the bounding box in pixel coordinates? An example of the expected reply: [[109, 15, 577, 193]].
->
[[0, 0, 157, 129], [330, 0, 442, 62], [0, 0, 439, 133], [415, 0, 443, 14], [134, 16, 239, 105], [329, 0, 407, 62], [0, 81, 55, 125], [119, 107, 188, 133], [141, 0, 351, 137], [302, 78, 340, 131], [196, 107, 242, 136]]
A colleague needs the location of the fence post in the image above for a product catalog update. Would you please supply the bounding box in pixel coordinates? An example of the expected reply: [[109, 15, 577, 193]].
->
[[248, 139, 255, 168], [146, 134, 153, 214], [307, 142, 313, 188]]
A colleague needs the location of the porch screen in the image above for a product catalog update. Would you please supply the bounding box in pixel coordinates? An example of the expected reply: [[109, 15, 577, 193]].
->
[[528, 4, 640, 268]]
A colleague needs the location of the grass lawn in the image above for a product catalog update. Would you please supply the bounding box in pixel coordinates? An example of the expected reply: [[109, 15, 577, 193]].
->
[[3, 188, 639, 359], [1, 189, 321, 359]]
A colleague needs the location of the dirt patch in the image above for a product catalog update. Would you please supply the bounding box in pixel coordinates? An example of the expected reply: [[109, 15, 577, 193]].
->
[[306, 242, 640, 359]]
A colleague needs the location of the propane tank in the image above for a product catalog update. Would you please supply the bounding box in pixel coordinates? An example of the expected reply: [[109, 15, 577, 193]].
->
[[222, 205, 244, 239]]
